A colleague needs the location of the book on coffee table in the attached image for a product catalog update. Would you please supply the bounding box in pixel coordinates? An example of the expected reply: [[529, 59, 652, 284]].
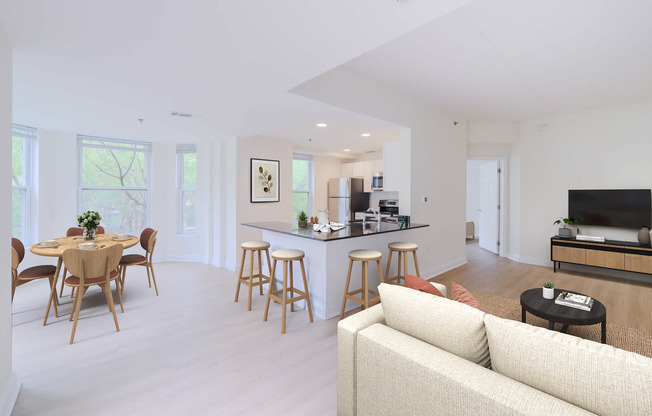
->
[[555, 291, 594, 311]]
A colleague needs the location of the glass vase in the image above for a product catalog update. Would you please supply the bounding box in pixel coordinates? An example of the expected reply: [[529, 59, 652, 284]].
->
[[83, 227, 96, 241]]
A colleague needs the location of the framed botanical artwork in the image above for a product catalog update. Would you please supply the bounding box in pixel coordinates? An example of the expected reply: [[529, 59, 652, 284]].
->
[[250, 158, 280, 203]]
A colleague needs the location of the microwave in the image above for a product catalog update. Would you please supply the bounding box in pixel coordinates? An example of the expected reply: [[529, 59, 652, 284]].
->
[[372, 172, 383, 191]]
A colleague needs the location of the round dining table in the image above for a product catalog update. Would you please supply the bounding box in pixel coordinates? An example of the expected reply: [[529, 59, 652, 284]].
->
[[30, 233, 139, 325]]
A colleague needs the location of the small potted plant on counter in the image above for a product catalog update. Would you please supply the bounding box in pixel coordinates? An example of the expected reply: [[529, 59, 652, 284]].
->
[[542, 281, 554, 299], [553, 217, 576, 238], [297, 211, 308, 228]]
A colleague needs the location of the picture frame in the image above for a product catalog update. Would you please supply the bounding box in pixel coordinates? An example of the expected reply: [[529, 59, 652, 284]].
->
[[250, 158, 280, 203]]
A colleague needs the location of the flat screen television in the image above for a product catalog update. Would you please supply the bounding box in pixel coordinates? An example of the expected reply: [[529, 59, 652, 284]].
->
[[568, 189, 651, 229]]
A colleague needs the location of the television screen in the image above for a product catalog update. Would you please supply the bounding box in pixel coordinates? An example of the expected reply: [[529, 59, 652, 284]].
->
[[568, 189, 651, 229]]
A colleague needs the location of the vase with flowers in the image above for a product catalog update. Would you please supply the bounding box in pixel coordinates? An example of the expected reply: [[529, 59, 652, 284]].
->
[[78, 210, 102, 240]]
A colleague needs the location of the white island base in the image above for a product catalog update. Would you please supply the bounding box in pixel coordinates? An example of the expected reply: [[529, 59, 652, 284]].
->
[[259, 225, 429, 320]]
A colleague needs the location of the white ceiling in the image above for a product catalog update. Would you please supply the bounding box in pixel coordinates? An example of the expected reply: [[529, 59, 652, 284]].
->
[[2, 0, 652, 155]]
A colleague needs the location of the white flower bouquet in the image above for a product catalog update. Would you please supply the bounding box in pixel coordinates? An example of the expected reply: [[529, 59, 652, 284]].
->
[[77, 210, 102, 240]]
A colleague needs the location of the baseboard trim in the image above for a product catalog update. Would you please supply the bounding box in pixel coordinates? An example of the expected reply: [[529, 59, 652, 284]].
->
[[0, 372, 21, 416], [425, 257, 468, 279]]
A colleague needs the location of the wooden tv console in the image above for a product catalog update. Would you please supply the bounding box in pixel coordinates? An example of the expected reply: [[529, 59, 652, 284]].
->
[[551, 236, 652, 276]]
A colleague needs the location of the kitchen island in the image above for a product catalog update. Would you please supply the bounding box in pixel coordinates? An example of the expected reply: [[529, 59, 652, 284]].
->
[[243, 221, 429, 319]]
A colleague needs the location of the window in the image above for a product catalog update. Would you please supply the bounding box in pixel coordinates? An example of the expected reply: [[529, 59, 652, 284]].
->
[[292, 153, 313, 222], [177, 144, 196, 234], [12, 124, 34, 243], [79, 136, 152, 234]]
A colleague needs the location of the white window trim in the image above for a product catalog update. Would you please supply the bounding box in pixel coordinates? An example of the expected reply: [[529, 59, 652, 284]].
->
[[12, 124, 35, 244], [177, 144, 196, 235], [292, 153, 314, 217], [77, 135, 153, 231]]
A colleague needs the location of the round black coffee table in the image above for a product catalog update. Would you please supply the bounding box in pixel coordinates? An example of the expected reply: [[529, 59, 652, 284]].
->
[[520, 288, 607, 343]]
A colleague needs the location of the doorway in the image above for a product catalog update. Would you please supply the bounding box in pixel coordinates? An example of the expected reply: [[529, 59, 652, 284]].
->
[[466, 159, 503, 255]]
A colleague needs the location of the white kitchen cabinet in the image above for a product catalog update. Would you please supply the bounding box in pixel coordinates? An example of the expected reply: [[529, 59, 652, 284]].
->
[[350, 162, 364, 178], [362, 161, 374, 192], [372, 159, 384, 174], [383, 141, 401, 192], [341, 163, 353, 178]]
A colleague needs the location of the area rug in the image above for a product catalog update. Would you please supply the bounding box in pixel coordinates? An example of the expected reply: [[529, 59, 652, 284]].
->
[[473, 291, 652, 359]]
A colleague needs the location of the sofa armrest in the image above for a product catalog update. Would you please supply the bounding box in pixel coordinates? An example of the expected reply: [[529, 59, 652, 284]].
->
[[338, 304, 385, 416]]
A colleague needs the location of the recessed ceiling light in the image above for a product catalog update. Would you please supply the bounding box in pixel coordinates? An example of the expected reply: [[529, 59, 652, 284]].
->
[[361, 133, 371, 137], [343, 149, 351, 152], [316, 123, 327, 127]]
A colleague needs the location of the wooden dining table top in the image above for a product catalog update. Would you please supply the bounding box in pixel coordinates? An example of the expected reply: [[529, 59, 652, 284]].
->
[[30, 233, 140, 257]]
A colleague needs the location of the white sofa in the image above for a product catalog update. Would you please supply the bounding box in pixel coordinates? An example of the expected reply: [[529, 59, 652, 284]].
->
[[338, 283, 652, 416]]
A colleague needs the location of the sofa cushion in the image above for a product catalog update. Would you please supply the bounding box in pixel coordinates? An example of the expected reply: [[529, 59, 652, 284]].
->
[[405, 275, 444, 297], [378, 283, 490, 367], [451, 281, 484, 311], [485, 314, 652, 416], [356, 323, 594, 416]]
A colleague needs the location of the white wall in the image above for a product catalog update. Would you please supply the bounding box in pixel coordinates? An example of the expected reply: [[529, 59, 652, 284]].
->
[[518, 100, 652, 266], [226, 136, 293, 271], [293, 66, 468, 277], [0, 27, 21, 416], [466, 160, 481, 232]]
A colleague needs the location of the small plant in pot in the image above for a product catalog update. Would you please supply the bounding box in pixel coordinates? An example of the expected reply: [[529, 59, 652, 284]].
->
[[553, 217, 576, 238], [297, 211, 308, 228], [542, 281, 555, 299]]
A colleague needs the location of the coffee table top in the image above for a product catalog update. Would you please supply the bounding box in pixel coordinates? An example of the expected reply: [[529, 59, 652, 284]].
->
[[520, 288, 606, 326]]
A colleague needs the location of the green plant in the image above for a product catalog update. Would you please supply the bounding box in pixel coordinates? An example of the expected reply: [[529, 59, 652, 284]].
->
[[297, 211, 308, 222], [553, 217, 576, 228], [543, 281, 554, 289], [77, 210, 102, 238]]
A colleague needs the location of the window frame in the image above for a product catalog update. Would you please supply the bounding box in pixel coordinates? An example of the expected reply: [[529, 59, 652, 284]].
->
[[292, 153, 314, 221], [176, 144, 197, 235], [12, 124, 35, 244], [77, 135, 153, 234]]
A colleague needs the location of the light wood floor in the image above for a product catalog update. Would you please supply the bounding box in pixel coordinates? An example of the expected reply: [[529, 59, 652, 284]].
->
[[438, 241, 652, 332], [11, 244, 652, 415]]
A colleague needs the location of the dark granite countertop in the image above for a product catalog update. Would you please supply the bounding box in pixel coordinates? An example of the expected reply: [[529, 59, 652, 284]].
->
[[243, 221, 429, 241]]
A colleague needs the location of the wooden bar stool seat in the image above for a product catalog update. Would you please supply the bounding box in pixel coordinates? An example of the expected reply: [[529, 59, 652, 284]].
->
[[235, 240, 272, 311], [385, 242, 420, 286], [340, 249, 384, 319], [263, 249, 314, 334]]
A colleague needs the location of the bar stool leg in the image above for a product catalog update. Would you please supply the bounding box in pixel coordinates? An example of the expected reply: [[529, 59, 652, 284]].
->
[[289, 260, 295, 313], [281, 260, 288, 334], [397, 252, 402, 285], [362, 261, 369, 310], [403, 251, 408, 284], [377, 260, 384, 284], [384, 249, 393, 284], [235, 249, 246, 302], [299, 259, 313, 322], [263, 259, 277, 322], [413, 250, 421, 277], [264, 249, 272, 290], [257, 249, 264, 295], [340, 259, 354, 319], [248, 249, 254, 311]]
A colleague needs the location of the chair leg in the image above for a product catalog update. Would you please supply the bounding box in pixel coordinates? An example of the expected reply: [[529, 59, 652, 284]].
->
[[146, 264, 152, 288], [377, 260, 384, 285], [300, 259, 313, 323], [413, 251, 421, 277], [289, 260, 295, 313], [397, 252, 402, 285], [384, 249, 393, 284], [149, 264, 159, 296], [248, 249, 254, 311], [281, 260, 288, 334], [362, 261, 369, 310], [340, 259, 354, 319], [265, 249, 272, 292], [69, 286, 86, 344], [263, 259, 277, 322], [59, 267, 67, 297], [102, 283, 120, 333], [115, 278, 124, 313], [257, 249, 264, 295], [11, 279, 16, 302]]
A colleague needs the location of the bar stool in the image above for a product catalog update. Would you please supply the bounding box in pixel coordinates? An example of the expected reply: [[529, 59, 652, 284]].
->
[[340, 249, 384, 319], [235, 241, 272, 311], [263, 249, 314, 334], [385, 242, 420, 286]]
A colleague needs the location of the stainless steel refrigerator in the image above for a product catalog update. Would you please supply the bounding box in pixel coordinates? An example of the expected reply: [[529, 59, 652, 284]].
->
[[328, 178, 369, 224]]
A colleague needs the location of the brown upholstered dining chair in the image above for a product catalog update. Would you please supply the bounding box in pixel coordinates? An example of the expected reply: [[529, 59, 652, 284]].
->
[[60, 226, 107, 297], [11, 238, 58, 308], [62, 244, 123, 344], [119, 228, 159, 296]]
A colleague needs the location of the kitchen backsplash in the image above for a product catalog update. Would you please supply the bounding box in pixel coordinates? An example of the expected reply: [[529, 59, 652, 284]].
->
[[369, 191, 399, 209]]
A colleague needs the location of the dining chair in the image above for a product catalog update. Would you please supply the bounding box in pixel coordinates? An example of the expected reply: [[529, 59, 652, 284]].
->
[[60, 226, 107, 297], [119, 228, 159, 296], [62, 244, 123, 344], [11, 238, 58, 312]]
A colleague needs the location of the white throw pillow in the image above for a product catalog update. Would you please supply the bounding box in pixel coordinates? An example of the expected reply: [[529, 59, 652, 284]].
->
[[378, 283, 490, 367]]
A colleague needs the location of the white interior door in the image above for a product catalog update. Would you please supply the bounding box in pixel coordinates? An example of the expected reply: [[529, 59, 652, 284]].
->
[[478, 160, 499, 254]]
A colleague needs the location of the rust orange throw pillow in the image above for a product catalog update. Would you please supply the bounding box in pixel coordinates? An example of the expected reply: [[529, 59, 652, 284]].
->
[[405, 274, 444, 297], [451, 281, 484, 311]]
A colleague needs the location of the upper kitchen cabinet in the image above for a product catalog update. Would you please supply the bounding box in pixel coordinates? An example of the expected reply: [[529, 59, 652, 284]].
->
[[383, 141, 401, 192], [341, 163, 353, 178], [341, 162, 364, 178]]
